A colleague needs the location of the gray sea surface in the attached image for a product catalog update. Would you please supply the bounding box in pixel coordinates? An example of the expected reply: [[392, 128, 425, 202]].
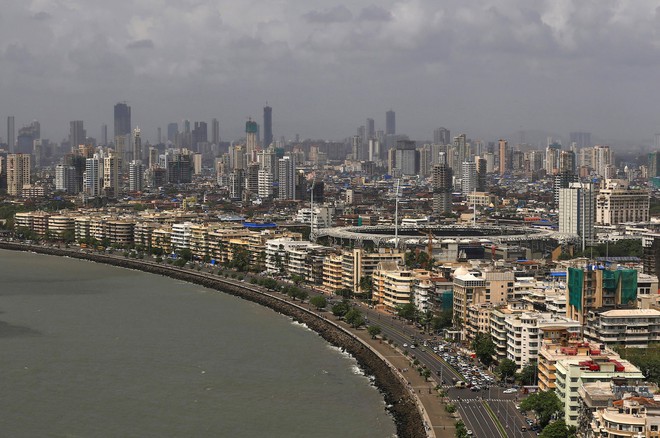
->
[[0, 250, 396, 437]]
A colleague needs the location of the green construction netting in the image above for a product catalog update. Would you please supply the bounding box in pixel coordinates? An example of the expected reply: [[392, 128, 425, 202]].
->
[[602, 270, 620, 293], [620, 269, 638, 305], [568, 267, 584, 311]]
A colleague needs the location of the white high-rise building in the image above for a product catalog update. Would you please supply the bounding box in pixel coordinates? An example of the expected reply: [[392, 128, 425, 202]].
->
[[559, 182, 595, 249], [593, 145, 612, 178], [129, 160, 144, 192], [55, 164, 78, 194], [461, 161, 477, 197], [258, 169, 273, 198], [84, 156, 101, 197], [278, 156, 295, 200]]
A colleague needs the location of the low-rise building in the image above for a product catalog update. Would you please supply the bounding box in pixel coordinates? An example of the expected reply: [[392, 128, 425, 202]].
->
[[555, 355, 644, 427], [585, 308, 660, 349]]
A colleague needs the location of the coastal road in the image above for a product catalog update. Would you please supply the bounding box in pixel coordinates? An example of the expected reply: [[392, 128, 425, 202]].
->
[[356, 303, 537, 437]]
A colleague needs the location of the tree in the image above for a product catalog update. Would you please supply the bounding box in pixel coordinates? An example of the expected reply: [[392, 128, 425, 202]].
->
[[422, 369, 432, 381], [345, 308, 365, 328], [335, 287, 353, 299], [178, 248, 193, 262], [396, 303, 417, 322], [517, 360, 538, 386], [520, 390, 562, 429], [367, 325, 382, 339], [309, 295, 327, 310], [539, 419, 576, 438], [496, 358, 517, 381], [358, 276, 373, 299], [297, 289, 309, 302], [331, 301, 350, 318], [431, 309, 453, 332], [471, 332, 496, 367]]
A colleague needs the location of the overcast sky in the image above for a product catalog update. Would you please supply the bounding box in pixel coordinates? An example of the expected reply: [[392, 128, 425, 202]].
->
[[2, 0, 660, 147]]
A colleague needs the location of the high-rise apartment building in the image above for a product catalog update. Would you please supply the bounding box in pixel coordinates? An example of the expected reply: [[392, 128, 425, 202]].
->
[[461, 161, 477, 196], [385, 110, 395, 135], [569, 131, 591, 149], [167, 123, 178, 143], [133, 127, 142, 162], [7, 153, 30, 196], [103, 153, 120, 198], [394, 140, 419, 176], [129, 160, 144, 192], [84, 156, 101, 197], [366, 118, 375, 139], [7, 116, 15, 152], [211, 118, 220, 145], [498, 139, 508, 175], [278, 156, 295, 200], [593, 145, 613, 178], [114, 102, 131, 138], [433, 127, 451, 145], [55, 164, 79, 194], [245, 120, 258, 160], [432, 152, 452, 214], [70, 120, 86, 150], [559, 182, 595, 249], [263, 106, 272, 148]]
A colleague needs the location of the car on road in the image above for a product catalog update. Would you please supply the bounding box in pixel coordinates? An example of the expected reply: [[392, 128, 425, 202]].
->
[[466, 430, 473, 436], [503, 388, 518, 394]]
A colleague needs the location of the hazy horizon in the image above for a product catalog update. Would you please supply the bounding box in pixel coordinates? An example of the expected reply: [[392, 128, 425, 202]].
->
[[2, 1, 660, 149]]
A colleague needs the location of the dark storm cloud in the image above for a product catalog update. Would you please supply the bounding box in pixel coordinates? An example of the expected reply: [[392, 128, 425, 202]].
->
[[1, 0, 660, 145], [126, 39, 155, 50], [303, 5, 352, 23]]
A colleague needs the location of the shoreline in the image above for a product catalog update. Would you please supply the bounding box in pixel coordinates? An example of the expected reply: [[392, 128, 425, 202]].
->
[[0, 242, 427, 438]]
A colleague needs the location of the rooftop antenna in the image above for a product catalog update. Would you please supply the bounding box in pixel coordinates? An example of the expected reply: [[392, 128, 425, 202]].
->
[[395, 179, 400, 250]]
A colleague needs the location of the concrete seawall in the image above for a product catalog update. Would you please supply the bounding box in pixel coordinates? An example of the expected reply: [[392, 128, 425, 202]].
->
[[0, 242, 427, 438]]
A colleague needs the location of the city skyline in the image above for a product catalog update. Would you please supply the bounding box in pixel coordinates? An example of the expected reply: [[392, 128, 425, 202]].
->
[[2, 2, 660, 146]]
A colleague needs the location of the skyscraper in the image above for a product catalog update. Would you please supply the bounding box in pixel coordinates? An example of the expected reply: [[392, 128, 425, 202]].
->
[[569, 132, 591, 149], [211, 118, 220, 145], [263, 106, 272, 148], [385, 110, 395, 135], [498, 139, 508, 175], [167, 123, 178, 142], [246, 119, 258, 159], [7, 153, 30, 196], [432, 152, 452, 214], [7, 116, 15, 152], [101, 124, 108, 146], [129, 160, 144, 192], [278, 156, 295, 200], [114, 102, 131, 138], [433, 127, 451, 145], [84, 156, 101, 197], [559, 182, 595, 250], [133, 127, 142, 162], [70, 121, 86, 150], [461, 161, 477, 196], [366, 118, 375, 139]]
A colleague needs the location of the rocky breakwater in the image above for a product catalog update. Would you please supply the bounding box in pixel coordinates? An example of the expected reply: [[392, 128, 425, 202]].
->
[[0, 242, 426, 438]]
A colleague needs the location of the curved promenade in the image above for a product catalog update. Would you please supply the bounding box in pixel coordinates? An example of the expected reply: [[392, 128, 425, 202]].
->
[[0, 242, 429, 438]]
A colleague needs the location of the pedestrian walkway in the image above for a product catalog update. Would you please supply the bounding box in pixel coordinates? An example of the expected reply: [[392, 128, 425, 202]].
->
[[351, 329, 458, 438]]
